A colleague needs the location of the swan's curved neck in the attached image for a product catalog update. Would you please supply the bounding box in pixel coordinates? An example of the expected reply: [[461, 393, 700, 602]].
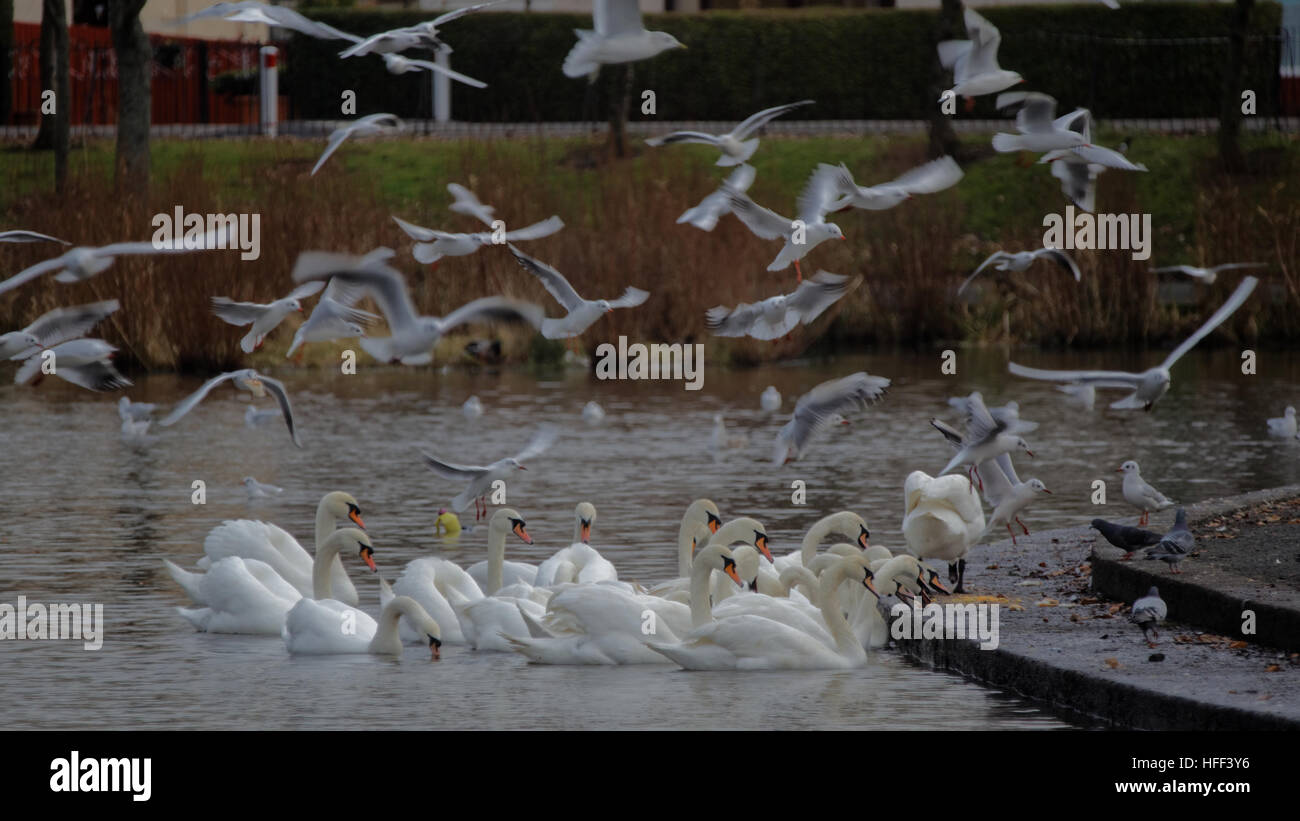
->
[[780, 566, 819, 600], [676, 515, 698, 579], [800, 513, 851, 565], [688, 559, 717, 629], [818, 563, 866, 658], [312, 535, 346, 600], [371, 597, 422, 655], [313, 497, 336, 551], [487, 526, 507, 595]]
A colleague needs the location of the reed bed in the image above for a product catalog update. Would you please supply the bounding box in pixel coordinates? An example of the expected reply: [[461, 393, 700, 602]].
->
[[0, 133, 1295, 373]]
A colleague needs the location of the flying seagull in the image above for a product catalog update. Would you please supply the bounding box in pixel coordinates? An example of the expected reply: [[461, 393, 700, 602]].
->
[[1149, 262, 1265, 285], [284, 277, 378, 359], [392, 214, 564, 266], [824, 155, 964, 212], [728, 166, 845, 281], [958, 247, 1083, 295], [563, 0, 686, 81], [507, 244, 649, 339], [645, 100, 814, 167], [938, 7, 1024, 103], [1007, 276, 1259, 411], [935, 391, 1034, 490], [677, 164, 757, 232], [705, 271, 860, 341], [211, 281, 327, 353], [13, 338, 131, 392], [338, 1, 503, 57], [158, 369, 301, 448], [311, 113, 403, 176], [0, 299, 120, 360], [773, 371, 890, 465], [0, 231, 228, 297], [992, 92, 1089, 154], [421, 425, 559, 519]]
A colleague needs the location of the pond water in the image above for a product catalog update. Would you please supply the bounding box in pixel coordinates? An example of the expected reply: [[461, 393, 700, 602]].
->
[[2, 345, 1296, 730]]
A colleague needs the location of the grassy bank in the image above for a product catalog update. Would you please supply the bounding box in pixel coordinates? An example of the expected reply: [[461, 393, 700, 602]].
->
[[1, 131, 1297, 372]]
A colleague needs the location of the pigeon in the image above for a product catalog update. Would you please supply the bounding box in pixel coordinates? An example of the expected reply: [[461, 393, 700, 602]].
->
[[1129, 586, 1167, 647], [211, 281, 327, 353], [1090, 518, 1163, 559], [1145, 507, 1192, 573], [645, 100, 814, 166]]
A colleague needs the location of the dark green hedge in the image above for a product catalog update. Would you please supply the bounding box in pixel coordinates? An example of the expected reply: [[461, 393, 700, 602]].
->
[[282, 3, 1285, 122]]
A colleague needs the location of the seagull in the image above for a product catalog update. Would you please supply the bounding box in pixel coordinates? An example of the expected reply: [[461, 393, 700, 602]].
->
[[211, 281, 327, 353], [824, 155, 964, 211], [937, 7, 1024, 102], [935, 392, 1034, 490], [507, 245, 649, 339], [158, 369, 300, 448], [728, 166, 845, 281], [1090, 518, 1162, 560], [0, 231, 229, 297], [1267, 406, 1297, 438], [562, 0, 686, 81], [945, 396, 1038, 433], [421, 425, 558, 519], [244, 405, 282, 428], [290, 247, 545, 365], [1129, 586, 1167, 647], [930, 418, 1047, 544], [243, 476, 284, 499], [14, 338, 131, 391], [1149, 262, 1265, 285], [760, 386, 781, 413], [310, 113, 403, 176], [120, 414, 152, 445], [174, 2, 360, 42], [462, 395, 484, 421], [0, 299, 120, 360], [958, 247, 1083, 294], [582, 401, 605, 426], [1008, 276, 1259, 411], [992, 92, 1089, 154], [645, 100, 814, 166], [1145, 507, 1192, 574], [447, 183, 496, 225], [1119, 461, 1175, 526], [338, 1, 502, 56], [773, 371, 890, 465], [284, 277, 378, 359], [392, 214, 564, 266], [376, 53, 487, 88], [705, 271, 860, 341], [118, 396, 156, 423], [1031, 111, 1146, 212], [710, 414, 749, 454], [677, 164, 757, 232], [0, 229, 69, 244]]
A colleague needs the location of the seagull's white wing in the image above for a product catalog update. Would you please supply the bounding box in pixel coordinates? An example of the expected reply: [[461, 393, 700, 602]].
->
[[252, 373, 303, 448], [1036, 248, 1082, 282], [995, 452, 1022, 487], [957, 252, 1010, 294], [1008, 361, 1143, 386], [24, 300, 120, 347], [158, 371, 249, 426], [1014, 93, 1060, 134], [392, 215, 439, 241], [55, 360, 133, 392], [1210, 262, 1267, 274], [796, 163, 841, 224], [728, 193, 791, 240], [311, 127, 353, 176], [513, 424, 560, 464], [959, 391, 1001, 445], [396, 58, 488, 89], [0, 254, 75, 297], [889, 155, 964, 195], [0, 229, 69, 244], [503, 216, 565, 242], [210, 297, 267, 326], [645, 131, 723, 148], [963, 8, 1004, 76], [979, 456, 1016, 508], [785, 372, 891, 453], [421, 451, 489, 481], [438, 295, 546, 334], [287, 281, 327, 301], [705, 302, 762, 337], [292, 251, 418, 332], [607, 286, 650, 310], [595, 0, 644, 36], [432, 0, 504, 28], [447, 183, 495, 226], [508, 245, 586, 311], [1053, 108, 1092, 141], [730, 99, 815, 140], [1160, 276, 1259, 369], [786, 271, 860, 324]]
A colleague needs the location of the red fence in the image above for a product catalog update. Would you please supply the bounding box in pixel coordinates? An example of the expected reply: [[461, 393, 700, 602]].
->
[[6, 22, 269, 127]]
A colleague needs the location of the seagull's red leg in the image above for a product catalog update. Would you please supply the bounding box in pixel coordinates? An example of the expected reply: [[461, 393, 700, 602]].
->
[[1007, 523, 1017, 546], [1018, 517, 1030, 536], [794, 260, 803, 284]]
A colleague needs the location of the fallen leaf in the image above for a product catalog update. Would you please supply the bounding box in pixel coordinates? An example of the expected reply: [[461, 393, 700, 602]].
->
[[1036, 598, 1059, 607], [1104, 658, 1120, 669], [1265, 664, 1281, 673], [1229, 640, 1248, 649]]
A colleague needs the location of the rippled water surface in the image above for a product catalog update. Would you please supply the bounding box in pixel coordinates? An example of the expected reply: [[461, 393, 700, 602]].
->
[[3, 347, 1297, 730]]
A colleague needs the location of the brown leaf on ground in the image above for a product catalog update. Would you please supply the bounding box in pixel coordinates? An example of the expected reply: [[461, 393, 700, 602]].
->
[[1104, 658, 1120, 669], [1229, 640, 1249, 649], [1265, 665, 1282, 673]]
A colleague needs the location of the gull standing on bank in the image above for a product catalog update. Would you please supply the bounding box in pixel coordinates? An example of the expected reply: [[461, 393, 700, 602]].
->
[[1119, 460, 1174, 526]]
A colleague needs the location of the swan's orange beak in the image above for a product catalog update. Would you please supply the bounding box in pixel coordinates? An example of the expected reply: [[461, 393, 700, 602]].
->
[[513, 522, 533, 545], [858, 529, 870, 550], [360, 546, 377, 572], [580, 521, 591, 543], [925, 574, 951, 595], [723, 560, 743, 587], [707, 513, 721, 534], [864, 574, 878, 596], [349, 509, 365, 529], [755, 534, 773, 562]]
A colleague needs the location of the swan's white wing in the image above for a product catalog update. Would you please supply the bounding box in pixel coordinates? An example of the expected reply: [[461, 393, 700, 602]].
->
[[158, 371, 250, 426], [728, 193, 790, 240], [437, 295, 546, 334], [958, 252, 1010, 294], [421, 451, 489, 481], [503, 216, 565, 242], [0, 254, 71, 297], [210, 297, 267, 326], [24, 300, 120, 347], [787, 271, 860, 324], [731, 99, 815, 140], [889, 155, 964, 195], [606, 286, 650, 310], [447, 183, 495, 226], [1008, 361, 1143, 386], [513, 424, 559, 464], [0, 229, 69, 244], [645, 131, 723, 148], [595, 0, 644, 36], [507, 244, 585, 311], [1160, 276, 1259, 369], [796, 163, 841, 224]]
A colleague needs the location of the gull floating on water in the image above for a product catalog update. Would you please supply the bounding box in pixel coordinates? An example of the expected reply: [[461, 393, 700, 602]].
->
[[1008, 276, 1259, 411], [311, 113, 403, 176], [645, 100, 814, 166], [705, 270, 860, 341], [773, 372, 889, 465], [582, 401, 605, 426], [211, 281, 327, 353], [728, 167, 845, 280], [244, 405, 282, 428], [1129, 586, 1167, 647], [824, 155, 964, 211], [938, 7, 1024, 102], [14, 338, 131, 391], [291, 247, 545, 365], [677, 164, 756, 232], [243, 476, 284, 499], [0, 299, 120, 360], [421, 425, 558, 518], [159, 369, 300, 447], [958, 246, 1082, 294], [1149, 262, 1265, 285], [462, 395, 484, 421], [0, 231, 228, 297], [760, 386, 781, 413], [992, 92, 1089, 154], [285, 277, 378, 359], [562, 0, 686, 80], [392, 214, 564, 266], [1267, 406, 1297, 438], [0, 229, 69, 244], [507, 244, 649, 339], [1145, 507, 1192, 574], [1119, 460, 1174, 526]]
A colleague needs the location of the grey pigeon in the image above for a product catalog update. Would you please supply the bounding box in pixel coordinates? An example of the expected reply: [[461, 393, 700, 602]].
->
[[1129, 585, 1167, 647], [1144, 507, 1192, 573], [1090, 518, 1162, 559]]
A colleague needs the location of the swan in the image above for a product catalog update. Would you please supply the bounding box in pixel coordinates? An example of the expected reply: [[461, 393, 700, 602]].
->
[[772, 510, 871, 573], [648, 555, 874, 670], [534, 503, 618, 586], [502, 544, 744, 665], [176, 491, 367, 606], [649, 516, 773, 602], [168, 529, 376, 635], [901, 470, 985, 593], [675, 499, 722, 578], [284, 577, 443, 658]]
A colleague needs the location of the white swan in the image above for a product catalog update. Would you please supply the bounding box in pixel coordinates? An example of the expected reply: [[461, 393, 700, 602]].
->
[[173, 491, 367, 606], [902, 470, 985, 593], [534, 502, 619, 586], [503, 544, 743, 665], [169, 528, 375, 635], [284, 577, 443, 657], [648, 516, 772, 602], [772, 510, 871, 573], [675, 498, 722, 578], [648, 556, 874, 670], [448, 508, 548, 651]]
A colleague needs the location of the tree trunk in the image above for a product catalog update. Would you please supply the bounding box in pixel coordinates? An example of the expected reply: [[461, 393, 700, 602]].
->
[[0, 0, 13, 126], [31, 0, 68, 191], [1218, 0, 1256, 173], [608, 64, 633, 159], [110, 0, 151, 191], [927, 0, 963, 160]]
